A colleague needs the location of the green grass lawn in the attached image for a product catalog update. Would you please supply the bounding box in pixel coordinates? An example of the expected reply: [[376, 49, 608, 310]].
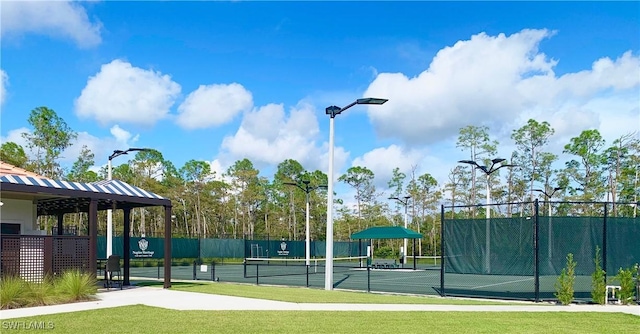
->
[[137, 280, 518, 305], [6, 305, 639, 333]]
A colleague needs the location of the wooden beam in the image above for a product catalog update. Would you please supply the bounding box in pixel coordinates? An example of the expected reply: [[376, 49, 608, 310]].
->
[[164, 205, 172, 288], [123, 207, 131, 286], [89, 199, 98, 277]]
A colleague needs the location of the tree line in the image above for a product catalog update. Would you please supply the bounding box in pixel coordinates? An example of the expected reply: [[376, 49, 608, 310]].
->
[[2, 107, 638, 257]]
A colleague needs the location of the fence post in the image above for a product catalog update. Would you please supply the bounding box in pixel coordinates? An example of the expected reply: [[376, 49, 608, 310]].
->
[[211, 261, 216, 281], [306, 265, 309, 287], [192, 260, 197, 280], [534, 199, 540, 303], [440, 204, 445, 297], [603, 202, 608, 283]]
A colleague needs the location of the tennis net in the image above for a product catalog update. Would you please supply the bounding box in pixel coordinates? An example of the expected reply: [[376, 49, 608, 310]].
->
[[406, 255, 441, 270], [244, 256, 367, 278]]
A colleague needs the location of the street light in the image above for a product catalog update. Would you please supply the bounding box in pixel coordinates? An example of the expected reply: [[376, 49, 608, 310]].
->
[[107, 147, 152, 258], [284, 180, 328, 266], [389, 195, 411, 267], [533, 187, 564, 263], [458, 158, 516, 274], [325, 97, 388, 290], [533, 187, 563, 215]]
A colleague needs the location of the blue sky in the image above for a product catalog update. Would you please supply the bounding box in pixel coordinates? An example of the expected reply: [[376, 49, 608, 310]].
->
[[1, 1, 639, 198]]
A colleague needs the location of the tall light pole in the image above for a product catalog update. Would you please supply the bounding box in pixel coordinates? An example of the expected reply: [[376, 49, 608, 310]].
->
[[107, 148, 152, 258], [284, 180, 327, 266], [458, 158, 516, 274], [325, 97, 388, 290], [533, 187, 564, 263], [390, 195, 411, 267]]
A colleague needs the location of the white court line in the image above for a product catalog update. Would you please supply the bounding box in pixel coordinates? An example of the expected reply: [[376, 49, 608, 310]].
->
[[467, 277, 534, 290]]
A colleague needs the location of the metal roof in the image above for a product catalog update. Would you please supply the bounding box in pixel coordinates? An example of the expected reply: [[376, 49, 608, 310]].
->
[[351, 226, 423, 240], [0, 175, 170, 215]]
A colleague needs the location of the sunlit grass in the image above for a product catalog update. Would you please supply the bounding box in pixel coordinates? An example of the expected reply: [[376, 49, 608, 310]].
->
[[137, 280, 523, 305], [6, 305, 639, 333]]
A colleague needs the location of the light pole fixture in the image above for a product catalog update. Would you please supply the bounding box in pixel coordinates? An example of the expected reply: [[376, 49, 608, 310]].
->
[[533, 187, 564, 215], [533, 186, 564, 263], [389, 195, 411, 267], [284, 180, 328, 266], [458, 158, 516, 274], [325, 97, 388, 290], [107, 147, 152, 258]]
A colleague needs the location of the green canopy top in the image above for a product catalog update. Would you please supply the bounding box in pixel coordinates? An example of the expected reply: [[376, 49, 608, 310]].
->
[[351, 226, 423, 240]]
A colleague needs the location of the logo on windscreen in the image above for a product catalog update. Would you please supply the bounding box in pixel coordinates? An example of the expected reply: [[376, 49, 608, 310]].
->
[[277, 241, 290, 256], [133, 238, 154, 258]]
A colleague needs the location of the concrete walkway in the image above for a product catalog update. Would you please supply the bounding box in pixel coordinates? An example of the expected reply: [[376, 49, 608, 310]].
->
[[1, 286, 638, 319]]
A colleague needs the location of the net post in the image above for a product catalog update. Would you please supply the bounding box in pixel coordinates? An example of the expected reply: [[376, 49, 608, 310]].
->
[[603, 202, 608, 283], [192, 260, 197, 280], [211, 261, 215, 281], [534, 199, 540, 303], [367, 262, 371, 292], [306, 265, 309, 287], [413, 239, 417, 270], [440, 204, 445, 297]]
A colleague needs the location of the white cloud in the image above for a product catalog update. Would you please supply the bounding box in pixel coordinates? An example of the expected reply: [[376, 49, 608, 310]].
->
[[109, 125, 139, 146], [1, 127, 30, 150], [176, 83, 253, 129], [351, 145, 424, 187], [0, 1, 102, 48], [219, 103, 321, 167], [215, 101, 350, 177], [75, 60, 181, 126], [0, 69, 8, 106], [207, 159, 227, 181], [318, 144, 350, 183], [364, 29, 640, 146], [61, 127, 145, 175], [1, 124, 142, 170], [62, 131, 104, 164]]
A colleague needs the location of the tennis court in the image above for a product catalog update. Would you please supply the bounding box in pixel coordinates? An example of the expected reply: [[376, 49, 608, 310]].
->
[[122, 201, 638, 303], [128, 257, 595, 301]]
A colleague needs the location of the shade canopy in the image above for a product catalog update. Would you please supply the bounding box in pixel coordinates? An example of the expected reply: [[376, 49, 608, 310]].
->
[[351, 226, 423, 240], [0, 174, 170, 215]]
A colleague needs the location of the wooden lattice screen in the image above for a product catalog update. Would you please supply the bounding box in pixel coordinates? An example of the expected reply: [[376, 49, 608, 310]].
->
[[1, 235, 90, 283]]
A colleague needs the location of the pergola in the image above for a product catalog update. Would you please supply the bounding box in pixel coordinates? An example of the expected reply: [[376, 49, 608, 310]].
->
[[0, 173, 173, 288]]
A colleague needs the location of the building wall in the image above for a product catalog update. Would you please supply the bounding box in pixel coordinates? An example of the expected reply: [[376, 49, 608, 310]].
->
[[0, 198, 41, 234]]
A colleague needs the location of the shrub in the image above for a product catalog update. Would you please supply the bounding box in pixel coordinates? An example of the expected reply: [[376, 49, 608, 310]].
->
[[591, 246, 606, 305], [373, 246, 396, 259], [555, 253, 576, 305], [55, 269, 97, 302], [24, 276, 59, 307], [615, 264, 638, 305], [0, 275, 29, 309]]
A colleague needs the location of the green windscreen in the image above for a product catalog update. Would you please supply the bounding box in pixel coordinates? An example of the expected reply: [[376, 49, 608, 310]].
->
[[444, 216, 639, 276]]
